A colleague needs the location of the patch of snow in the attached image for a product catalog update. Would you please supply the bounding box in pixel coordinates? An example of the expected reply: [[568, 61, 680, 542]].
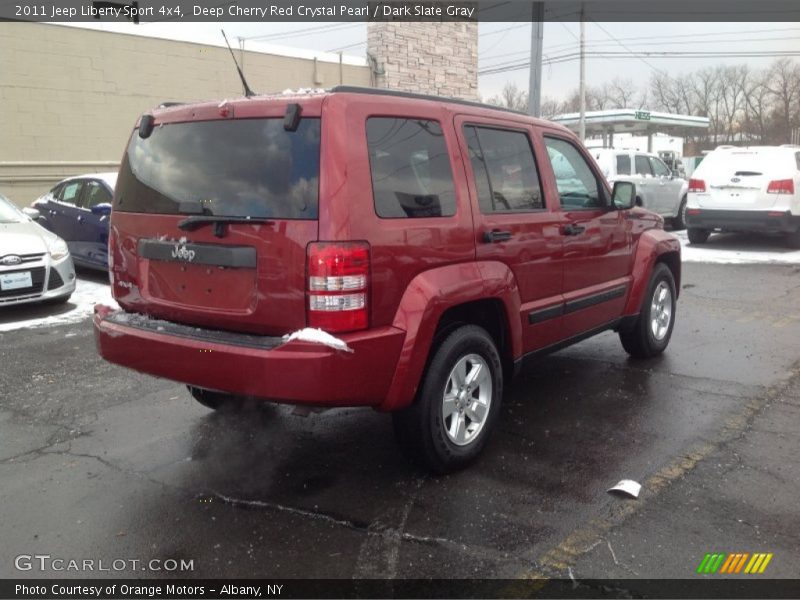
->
[[675, 230, 800, 265], [281, 87, 329, 96], [281, 328, 353, 353], [0, 275, 118, 333]]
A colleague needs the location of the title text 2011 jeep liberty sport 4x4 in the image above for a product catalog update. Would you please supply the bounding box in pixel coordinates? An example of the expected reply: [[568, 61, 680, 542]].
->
[[94, 87, 681, 473]]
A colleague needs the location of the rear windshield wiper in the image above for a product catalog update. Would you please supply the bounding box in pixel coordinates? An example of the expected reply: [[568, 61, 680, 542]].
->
[[177, 215, 275, 235]]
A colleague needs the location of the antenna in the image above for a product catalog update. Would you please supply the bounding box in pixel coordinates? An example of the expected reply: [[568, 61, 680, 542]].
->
[[221, 29, 255, 98]]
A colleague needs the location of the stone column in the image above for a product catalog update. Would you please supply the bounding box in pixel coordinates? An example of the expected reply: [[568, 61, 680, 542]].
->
[[366, 22, 478, 100]]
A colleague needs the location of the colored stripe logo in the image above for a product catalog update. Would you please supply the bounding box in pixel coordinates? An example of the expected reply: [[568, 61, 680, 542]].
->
[[697, 552, 773, 574]]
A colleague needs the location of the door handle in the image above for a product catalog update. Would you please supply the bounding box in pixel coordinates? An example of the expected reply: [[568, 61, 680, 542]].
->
[[562, 223, 586, 236], [483, 230, 513, 243], [77, 216, 84, 223]]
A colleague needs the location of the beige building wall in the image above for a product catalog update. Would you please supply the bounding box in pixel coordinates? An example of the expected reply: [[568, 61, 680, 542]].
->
[[367, 22, 478, 101], [0, 23, 371, 205]]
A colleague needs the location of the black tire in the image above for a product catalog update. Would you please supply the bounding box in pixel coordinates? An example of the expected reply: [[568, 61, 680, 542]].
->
[[188, 385, 244, 411], [786, 229, 800, 249], [619, 263, 677, 359], [673, 196, 688, 230], [392, 325, 503, 474], [687, 227, 710, 244]]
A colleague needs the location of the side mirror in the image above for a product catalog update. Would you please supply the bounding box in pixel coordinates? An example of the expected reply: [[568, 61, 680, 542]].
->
[[90, 203, 112, 216], [22, 207, 41, 220], [612, 181, 636, 210]]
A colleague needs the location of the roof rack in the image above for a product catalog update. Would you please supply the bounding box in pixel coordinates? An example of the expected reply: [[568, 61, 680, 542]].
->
[[328, 85, 528, 117]]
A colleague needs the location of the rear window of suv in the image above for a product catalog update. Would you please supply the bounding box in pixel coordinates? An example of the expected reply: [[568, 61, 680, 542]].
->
[[616, 154, 631, 175], [115, 118, 321, 219], [366, 118, 456, 218]]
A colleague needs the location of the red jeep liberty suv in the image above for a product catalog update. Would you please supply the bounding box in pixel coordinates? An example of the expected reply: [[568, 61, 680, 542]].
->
[[94, 87, 681, 473]]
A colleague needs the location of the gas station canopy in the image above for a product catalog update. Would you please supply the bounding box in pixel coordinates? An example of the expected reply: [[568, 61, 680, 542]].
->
[[551, 109, 710, 151]]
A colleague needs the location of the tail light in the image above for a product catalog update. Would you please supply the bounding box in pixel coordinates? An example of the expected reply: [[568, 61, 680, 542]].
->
[[307, 242, 369, 333], [767, 179, 794, 194], [688, 179, 706, 192]]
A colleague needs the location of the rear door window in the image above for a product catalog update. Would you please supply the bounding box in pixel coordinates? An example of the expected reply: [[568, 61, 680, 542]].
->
[[116, 118, 321, 219], [366, 118, 456, 218], [616, 154, 631, 175], [463, 125, 544, 213], [649, 157, 671, 177], [80, 180, 112, 209], [544, 137, 604, 209], [635, 155, 653, 176], [58, 181, 82, 205]]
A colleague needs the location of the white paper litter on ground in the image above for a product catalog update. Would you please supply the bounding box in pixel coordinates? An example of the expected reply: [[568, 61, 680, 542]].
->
[[281, 328, 353, 353], [607, 479, 641, 498]]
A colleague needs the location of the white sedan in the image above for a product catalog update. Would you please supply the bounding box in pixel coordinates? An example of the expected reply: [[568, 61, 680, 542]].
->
[[0, 192, 76, 307]]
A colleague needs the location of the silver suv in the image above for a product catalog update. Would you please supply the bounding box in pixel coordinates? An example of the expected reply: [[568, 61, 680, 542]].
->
[[593, 148, 689, 229]]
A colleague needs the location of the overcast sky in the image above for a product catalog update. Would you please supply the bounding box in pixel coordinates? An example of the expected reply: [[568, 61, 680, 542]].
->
[[60, 21, 800, 102]]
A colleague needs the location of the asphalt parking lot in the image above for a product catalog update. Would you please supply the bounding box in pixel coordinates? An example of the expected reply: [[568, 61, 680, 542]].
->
[[1, 235, 799, 584]]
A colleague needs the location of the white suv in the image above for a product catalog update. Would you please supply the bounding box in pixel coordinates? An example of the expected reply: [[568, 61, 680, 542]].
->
[[593, 148, 689, 228], [685, 145, 800, 248]]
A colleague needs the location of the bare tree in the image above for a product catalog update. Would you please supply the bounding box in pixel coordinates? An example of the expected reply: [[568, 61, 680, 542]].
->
[[485, 82, 528, 112], [742, 69, 774, 143], [488, 58, 799, 147], [607, 77, 638, 109], [766, 58, 800, 142]]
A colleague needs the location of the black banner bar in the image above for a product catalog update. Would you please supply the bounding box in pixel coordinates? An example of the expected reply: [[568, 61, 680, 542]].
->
[[3, 578, 800, 599], [3, 0, 800, 23]]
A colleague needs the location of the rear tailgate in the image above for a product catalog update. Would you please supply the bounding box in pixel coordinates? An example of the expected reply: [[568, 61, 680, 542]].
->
[[698, 150, 784, 210], [110, 101, 322, 336]]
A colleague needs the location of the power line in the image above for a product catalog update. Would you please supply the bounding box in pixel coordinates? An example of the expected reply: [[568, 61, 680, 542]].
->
[[240, 22, 361, 42], [479, 51, 800, 76], [326, 41, 366, 53], [480, 26, 800, 65], [590, 20, 666, 76]]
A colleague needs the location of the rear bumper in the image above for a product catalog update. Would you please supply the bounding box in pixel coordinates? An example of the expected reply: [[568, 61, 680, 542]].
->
[[686, 209, 800, 233], [93, 305, 406, 407]]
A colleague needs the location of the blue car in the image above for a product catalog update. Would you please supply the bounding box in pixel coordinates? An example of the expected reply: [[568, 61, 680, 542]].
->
[[33, 173, 116, 271]]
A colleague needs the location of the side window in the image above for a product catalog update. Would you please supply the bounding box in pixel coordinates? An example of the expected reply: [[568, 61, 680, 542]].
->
[[649, 157, 671, 177], [80, 181, 112, 209], [366, 118, 456, 218], [58, 181, 82, 205], [616, 154, 631, 175], [49, 184, 63, 199], [544, 137, 604, 209], [464, 125, 544, 213], [634, 155, 653, 177]]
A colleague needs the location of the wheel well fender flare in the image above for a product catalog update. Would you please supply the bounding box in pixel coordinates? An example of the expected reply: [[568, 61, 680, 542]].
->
[[377, 261, 522, 412], [623, 230, 681, 316]]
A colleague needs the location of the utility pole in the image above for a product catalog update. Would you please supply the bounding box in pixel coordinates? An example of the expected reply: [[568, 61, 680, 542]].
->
[[578, 3, 586, 142], [528, 2, 544, 117]]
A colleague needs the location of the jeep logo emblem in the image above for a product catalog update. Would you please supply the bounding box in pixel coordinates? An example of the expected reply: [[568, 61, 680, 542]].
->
[[171, 243, 196, 262], [0, 255, 23, 266]]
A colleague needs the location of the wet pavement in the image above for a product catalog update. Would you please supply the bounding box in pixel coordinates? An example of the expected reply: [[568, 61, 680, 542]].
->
[[0, 262, 798, 580]]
